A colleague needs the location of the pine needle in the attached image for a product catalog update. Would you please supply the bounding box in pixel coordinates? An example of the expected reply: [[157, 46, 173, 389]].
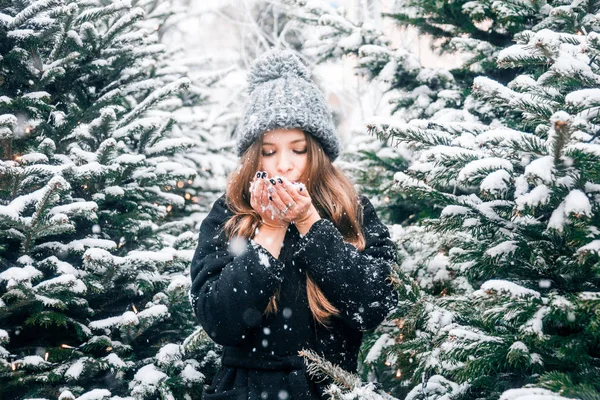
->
[[298, 349, 362, 391]]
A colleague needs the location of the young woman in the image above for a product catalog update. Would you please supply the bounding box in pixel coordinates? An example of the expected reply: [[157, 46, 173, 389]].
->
[[190, 49, 399, 400]]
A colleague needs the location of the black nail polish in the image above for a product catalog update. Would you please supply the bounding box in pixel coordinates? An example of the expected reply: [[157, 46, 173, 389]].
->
[[300, 188, 303, 191], [277, 178, 283, 184], [270, 178, 276, 185], [261, 172, 267, 178], [256, 172, 261, 178], [269, 195, 273, 201]]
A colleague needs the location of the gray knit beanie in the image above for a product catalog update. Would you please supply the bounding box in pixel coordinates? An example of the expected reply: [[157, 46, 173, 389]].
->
[[234, 48, 340, 161]]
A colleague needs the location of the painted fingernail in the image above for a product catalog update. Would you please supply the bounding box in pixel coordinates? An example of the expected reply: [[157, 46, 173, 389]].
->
[[256, 172, 261, 178], [269, 195, 273, 201], [270, 178, 276, 185], [300, 188, 303, 191], [277, 178, 283, 184], [261, 172, 267, 178]]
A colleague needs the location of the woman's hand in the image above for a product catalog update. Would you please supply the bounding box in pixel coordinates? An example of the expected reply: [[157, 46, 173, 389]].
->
[[268, 176, 316, 224], [249, 172, 288, 229]]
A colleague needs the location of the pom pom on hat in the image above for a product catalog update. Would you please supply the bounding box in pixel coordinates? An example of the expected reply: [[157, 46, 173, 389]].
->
[[247, 49, 312, 94]]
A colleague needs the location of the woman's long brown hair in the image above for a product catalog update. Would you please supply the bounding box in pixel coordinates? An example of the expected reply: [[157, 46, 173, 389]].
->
[[222, 131, 366, 328]]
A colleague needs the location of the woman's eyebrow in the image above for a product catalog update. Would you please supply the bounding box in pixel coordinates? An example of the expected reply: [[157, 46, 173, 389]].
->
[[262, 139, 306, 145]]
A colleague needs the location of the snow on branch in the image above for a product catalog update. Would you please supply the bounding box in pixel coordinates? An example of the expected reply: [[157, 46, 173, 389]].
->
[[9, 0, 63, 29], [75, 0, 133, 24], [117, 78, 190, 128]]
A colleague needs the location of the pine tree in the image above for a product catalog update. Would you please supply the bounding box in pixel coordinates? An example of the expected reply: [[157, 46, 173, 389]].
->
[[364, 2, 600, 399], [0, 0, 220, 398]]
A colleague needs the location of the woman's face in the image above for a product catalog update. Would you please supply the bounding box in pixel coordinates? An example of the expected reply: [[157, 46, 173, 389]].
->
[[258, 128, 308, 182]]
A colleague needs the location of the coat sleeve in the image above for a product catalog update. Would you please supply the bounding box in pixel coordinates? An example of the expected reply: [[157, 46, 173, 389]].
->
[[292, 195, 398, 331], [189, 195, 286, 346]]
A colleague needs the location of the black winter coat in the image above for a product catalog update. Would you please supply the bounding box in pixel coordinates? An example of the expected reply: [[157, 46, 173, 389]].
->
[[190, 193, 398, 400]]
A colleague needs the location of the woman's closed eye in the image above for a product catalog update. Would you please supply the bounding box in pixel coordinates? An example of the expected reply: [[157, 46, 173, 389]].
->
[[261, 149, 307, 156]]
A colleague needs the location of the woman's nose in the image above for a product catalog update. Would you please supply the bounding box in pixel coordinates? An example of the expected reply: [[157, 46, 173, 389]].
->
[[276, 154, 293, 173]]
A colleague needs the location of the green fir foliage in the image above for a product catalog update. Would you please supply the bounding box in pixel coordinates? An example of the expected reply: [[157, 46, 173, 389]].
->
[[0, 0, 221, 399]]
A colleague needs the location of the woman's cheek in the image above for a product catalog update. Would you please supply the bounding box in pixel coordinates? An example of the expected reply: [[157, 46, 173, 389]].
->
[[297, 154, 308, 172], [261, 160, 275, 176]]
